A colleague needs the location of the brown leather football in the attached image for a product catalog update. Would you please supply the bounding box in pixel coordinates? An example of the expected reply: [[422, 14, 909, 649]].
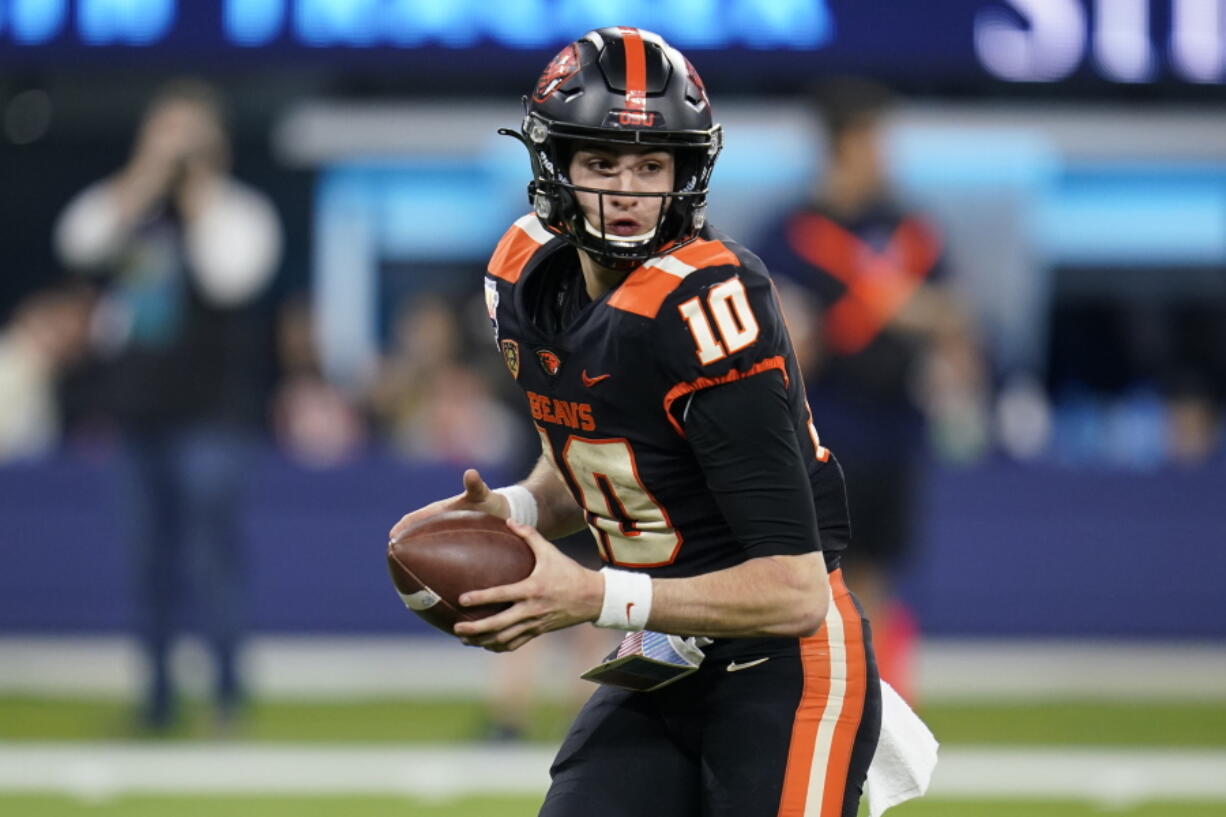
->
[[387, 510, 535, 635]]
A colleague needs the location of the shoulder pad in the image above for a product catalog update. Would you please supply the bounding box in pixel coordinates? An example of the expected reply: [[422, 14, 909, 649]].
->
[[607, 238, 742, 319], [488, 214, 557, 284]]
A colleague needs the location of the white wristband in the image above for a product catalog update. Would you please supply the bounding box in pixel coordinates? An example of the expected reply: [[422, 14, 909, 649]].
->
[[492, 485, 538, 528], [596, 568, 653, 631]]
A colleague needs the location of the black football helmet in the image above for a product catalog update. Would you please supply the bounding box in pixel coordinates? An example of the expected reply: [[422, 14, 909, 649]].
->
[[500, 27, 723, 270]]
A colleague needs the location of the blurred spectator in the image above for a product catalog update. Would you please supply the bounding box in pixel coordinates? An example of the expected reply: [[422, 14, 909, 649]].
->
[[0, 286, 93, 462], [271, 294, 366, 467], [756, 77, 987, 701], [1168, 388, 1222, 465], [484, 613, 617, 742], [1047, 284, 1226, 468], [371, 294, 522, 466], [53, 78, 281, 732], [372, 291, 575, 739]]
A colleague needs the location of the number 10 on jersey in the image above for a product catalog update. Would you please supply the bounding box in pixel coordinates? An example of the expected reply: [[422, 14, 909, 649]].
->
[[678, 277, 760, 364], [544, 432, 682, 568]]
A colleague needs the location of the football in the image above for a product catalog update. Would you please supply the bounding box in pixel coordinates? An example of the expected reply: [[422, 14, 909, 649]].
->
[[386, 510, 535, 635]]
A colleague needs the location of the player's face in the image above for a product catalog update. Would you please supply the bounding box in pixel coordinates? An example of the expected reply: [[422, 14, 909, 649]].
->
[[568, 147, 675, 239]]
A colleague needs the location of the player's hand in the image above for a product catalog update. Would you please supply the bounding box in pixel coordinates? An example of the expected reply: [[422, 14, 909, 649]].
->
[[453, 520, 604, 652], [388, 468, 510, 541]]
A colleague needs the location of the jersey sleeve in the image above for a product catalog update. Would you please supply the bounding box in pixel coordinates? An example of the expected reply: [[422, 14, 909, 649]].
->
[[683, 371, 821, 558], [654, 263, 794, 429]]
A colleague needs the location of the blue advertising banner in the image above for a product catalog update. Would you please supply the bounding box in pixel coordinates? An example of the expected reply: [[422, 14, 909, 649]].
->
[[1, 450, 1223, 638], [1, 0, 1221, 88]]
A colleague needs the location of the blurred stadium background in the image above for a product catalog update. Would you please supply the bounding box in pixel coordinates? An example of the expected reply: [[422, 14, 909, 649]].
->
[[1, 2, 1224, 815]]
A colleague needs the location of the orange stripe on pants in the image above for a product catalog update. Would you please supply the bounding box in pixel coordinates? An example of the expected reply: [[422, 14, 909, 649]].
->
[[776, 570, 868, 817], [777, 614, 831, 816], [820, 573, 868, 817]]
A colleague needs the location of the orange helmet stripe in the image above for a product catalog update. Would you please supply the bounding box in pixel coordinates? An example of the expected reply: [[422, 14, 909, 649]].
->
[[619, 26, 648, 112]]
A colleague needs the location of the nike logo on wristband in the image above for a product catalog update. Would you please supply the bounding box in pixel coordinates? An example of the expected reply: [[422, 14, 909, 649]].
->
[[726, 657, 770, 673], [625, 602, 636, 623]]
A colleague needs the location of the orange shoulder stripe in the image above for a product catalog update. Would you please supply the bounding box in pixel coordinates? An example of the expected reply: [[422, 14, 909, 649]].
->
[[607, 264, 686, 319], [607, 238, 742, 318], [669, 237, 741, 271], [488, 215, 553, 284], [660, 355, 787, 437]]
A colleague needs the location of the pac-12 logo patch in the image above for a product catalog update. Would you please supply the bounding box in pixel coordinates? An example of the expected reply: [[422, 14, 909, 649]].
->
[[536, 348, 562, 376], [501, 339, 520, 380]]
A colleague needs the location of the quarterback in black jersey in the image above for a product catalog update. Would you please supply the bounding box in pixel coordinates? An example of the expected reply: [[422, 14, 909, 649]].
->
[[392, 27, 880, 817]]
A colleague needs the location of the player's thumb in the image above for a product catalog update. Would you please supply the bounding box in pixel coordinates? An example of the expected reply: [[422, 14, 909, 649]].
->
[[462, 468, 490, 501]]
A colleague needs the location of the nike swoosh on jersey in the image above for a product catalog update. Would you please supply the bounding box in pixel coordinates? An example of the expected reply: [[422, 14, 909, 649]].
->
[[582, 370, 611, 387], [726, 657, 771, 673]]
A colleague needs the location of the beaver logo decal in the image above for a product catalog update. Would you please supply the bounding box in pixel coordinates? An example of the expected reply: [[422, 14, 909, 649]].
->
[[536, 348, 563, 376], [533, 44, 581, 103]]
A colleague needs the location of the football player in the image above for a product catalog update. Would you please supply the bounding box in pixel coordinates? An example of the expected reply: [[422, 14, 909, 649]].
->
[[393, 27, 880, 817]]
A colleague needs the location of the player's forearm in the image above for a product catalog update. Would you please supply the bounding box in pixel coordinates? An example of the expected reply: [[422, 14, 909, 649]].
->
[[895, 285, 972, 338], [645, 552, 828, 638], [520, 453, 586, 540]]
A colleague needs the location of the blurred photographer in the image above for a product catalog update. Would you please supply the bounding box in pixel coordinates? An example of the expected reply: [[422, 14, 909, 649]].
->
[[54, 79, 281, 732]]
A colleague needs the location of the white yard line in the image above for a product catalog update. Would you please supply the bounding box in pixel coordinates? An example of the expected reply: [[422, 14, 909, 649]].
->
[[3, 636, 1225, 701], [914, 639, 1226, 701], [929, 747, 1226, 804], [0, 743, 555, 800], [0, 744, 1224, 805]]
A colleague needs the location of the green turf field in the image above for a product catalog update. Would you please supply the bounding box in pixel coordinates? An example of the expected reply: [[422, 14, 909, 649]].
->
[[0, 795, 538, 817], [4, 696, 1223, 815], [3, 794, 1225, 817], [2, 696, 1224, 746], [919, 700, 1226, 747]]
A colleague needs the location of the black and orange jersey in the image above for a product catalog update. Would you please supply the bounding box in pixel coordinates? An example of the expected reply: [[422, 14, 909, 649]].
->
[[756, 199, 946, 459], [486, 214, 848, 579]]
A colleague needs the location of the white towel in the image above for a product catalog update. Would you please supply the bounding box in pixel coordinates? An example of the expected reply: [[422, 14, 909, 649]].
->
[[865, 681, 940, 817]]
